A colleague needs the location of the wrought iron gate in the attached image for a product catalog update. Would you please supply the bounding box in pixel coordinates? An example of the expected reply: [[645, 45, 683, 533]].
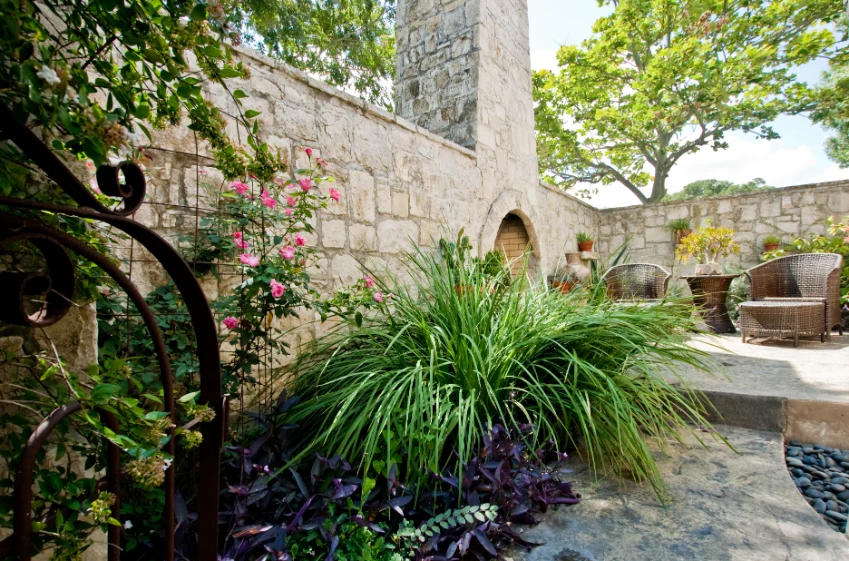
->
[[0, 102, 224, 561]]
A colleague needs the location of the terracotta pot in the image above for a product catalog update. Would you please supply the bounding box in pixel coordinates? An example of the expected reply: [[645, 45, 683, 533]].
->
[[763, 242, 779, 252], [564, 253, 592, 283], [550, 279, 573, 294], [577, 240, 594, 252], [675, 229, 692, 244]]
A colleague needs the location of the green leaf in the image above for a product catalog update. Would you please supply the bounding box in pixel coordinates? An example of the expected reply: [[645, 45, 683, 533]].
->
[[134, 104, 150, 119], [179, 391, 201, 403], [90, 383, 120, 402], [219, 67, 242, 79], [190, 4, 208, 21], [142, 49, 165, 64], [243, 109, 261, 119]]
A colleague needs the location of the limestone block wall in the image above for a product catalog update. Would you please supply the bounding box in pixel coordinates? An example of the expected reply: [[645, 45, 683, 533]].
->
[[133, 46, 596, 330], [597, 180, 849, 277], [396, 0, 480, 149]]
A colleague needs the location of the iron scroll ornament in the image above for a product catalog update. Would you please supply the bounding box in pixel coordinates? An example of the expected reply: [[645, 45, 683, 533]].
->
[[0, 102, 224, 561]]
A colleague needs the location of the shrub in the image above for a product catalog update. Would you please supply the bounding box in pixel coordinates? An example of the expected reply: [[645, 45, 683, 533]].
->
[[676, 220, 740, 264], [287, 242, 723, 497]]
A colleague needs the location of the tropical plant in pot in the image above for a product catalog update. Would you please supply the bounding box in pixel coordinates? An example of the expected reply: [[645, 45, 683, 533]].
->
[[675, 220, 740, 275], [666, 218, 692, 245], [762, 235, 781, 253], [439, 231, 510, 295], [577, 231, 594, 252]]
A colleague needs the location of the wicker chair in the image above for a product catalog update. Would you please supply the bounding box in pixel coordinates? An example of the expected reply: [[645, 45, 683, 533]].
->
[[744, 253, 844, 336], [601, 263, 671, 301]]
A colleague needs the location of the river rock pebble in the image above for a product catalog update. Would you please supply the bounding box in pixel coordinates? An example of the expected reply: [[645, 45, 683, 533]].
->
[[786, 442, 849, 533]]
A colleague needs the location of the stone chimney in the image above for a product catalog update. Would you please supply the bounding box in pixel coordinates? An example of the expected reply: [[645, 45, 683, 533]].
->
[[395, 0, 539, 200]]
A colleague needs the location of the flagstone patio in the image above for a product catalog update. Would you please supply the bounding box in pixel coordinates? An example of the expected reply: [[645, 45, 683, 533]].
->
[[513, 426, 848, 561]]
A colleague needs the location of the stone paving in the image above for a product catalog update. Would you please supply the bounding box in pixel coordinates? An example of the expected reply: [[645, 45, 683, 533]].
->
[[512, 426, 849, 561], [679, 333, 849, 404]]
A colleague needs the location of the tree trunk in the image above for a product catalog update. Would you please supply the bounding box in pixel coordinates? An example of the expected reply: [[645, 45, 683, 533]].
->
[[647, 174, 667, 203]]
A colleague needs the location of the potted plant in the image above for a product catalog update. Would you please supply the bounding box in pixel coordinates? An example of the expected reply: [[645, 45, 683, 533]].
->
[[675, 220, 741, 275], [577, 231, 594, 252], [547, 274, 574, 294], [666, 218, 692, 245], [762, 235, 781, 253]]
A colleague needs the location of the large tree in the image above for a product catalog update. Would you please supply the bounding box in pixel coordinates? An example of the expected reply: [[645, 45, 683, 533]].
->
[[533, 0, 845, 204], [235, 0, 396, 108]]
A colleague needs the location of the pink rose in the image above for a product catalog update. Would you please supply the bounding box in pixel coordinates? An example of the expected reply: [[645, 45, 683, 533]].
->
[[285, 208, 293, 216], [295, 234, 306, 246], [373, 291, 383, 303], [298, 178, 312, 191], [286, 196, 297, 207], [222, 316, 239, 330], [305, 147, 313, 156], [364, 275, 375, 288], [239, 253, 260, 267], [317, 158, 328, 167], [329, 187, 341, 202], [232, 180, 249, 196], [270, 279, 286, 298], [260, 188, 277, 209], [279, 246, 295, 260], [233, 232, 250, 249]]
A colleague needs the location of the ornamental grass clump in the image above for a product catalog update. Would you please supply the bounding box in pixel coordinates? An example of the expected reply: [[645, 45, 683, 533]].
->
[[288, 244, 723, 497]]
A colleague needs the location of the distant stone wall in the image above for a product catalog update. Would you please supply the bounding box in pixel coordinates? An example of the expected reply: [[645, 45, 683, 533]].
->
[[597, 180, 849, 277]]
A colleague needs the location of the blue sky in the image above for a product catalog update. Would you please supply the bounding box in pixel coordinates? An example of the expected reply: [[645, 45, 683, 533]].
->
[[527, 0, 848, 208]]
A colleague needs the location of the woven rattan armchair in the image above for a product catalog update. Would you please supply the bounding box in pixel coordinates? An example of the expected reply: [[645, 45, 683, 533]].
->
[[601, 263, 671, 301], [744, 253, 844, 336]]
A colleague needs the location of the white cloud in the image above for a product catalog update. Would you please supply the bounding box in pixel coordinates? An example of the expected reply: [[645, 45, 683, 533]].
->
[[579, 132, 849, 208]]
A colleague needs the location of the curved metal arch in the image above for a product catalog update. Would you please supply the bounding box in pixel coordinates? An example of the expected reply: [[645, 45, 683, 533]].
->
[[9, 403, 121, 561], [0, 219, 179, 560], [0, 102, 223, 561]]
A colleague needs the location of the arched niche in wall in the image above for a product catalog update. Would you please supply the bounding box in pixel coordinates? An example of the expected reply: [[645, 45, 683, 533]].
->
[[479, 190, 543, 279], [494, 213, 538, 276]]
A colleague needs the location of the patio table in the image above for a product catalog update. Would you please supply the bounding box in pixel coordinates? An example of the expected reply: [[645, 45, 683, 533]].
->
[[683, 274, 739, 334], [739, 300, 827, 347]]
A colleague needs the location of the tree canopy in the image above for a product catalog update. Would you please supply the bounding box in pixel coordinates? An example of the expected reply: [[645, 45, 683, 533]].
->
[[533, 0, 845, 204], [663, 177, 770, 201], [811, 51, 849, 167], [235, 0, 396, 109]]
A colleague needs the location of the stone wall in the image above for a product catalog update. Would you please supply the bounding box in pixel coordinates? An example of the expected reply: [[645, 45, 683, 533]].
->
[[597, 180, 849, 278], [132, 34, 597, 350], [396, 0, 479, 149]]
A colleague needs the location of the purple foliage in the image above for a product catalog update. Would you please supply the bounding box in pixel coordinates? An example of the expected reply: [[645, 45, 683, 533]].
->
[[412, 424, 581, 560], [175, 395, 580, 561]]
